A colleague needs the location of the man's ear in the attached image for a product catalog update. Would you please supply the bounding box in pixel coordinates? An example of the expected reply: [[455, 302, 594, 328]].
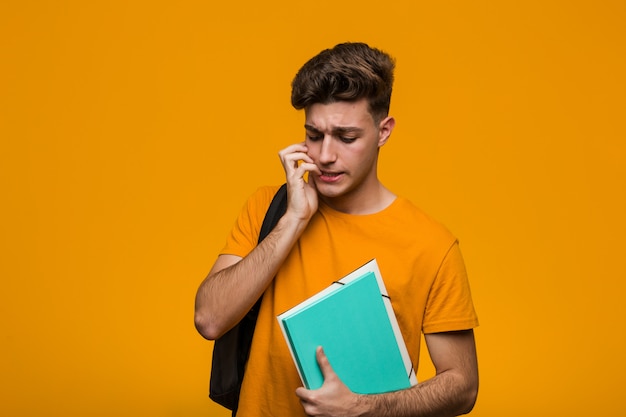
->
[[377, 116, 396, 147]]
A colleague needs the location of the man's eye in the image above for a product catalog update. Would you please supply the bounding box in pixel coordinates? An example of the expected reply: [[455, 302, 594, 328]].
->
[[340, 137, 357, 143], [307, 134, 323, 141]]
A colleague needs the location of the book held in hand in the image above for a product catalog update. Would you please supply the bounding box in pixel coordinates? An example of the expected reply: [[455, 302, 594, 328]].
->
[[277, 259, 417, 394]]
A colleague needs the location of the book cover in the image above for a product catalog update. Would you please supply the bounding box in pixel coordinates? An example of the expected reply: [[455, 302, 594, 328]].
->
[[277, 259, 417, 394]]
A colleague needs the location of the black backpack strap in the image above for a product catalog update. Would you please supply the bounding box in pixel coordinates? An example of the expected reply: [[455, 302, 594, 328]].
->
[[258, 183, 288, 243], [231, 184, 287, 417]]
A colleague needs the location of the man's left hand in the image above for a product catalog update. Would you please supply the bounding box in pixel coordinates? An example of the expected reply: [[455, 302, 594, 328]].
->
[[295, 347, 365, 417]]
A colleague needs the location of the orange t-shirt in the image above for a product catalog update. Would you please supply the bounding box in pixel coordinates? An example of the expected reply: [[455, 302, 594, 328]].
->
[[220, 186, 479, 417]]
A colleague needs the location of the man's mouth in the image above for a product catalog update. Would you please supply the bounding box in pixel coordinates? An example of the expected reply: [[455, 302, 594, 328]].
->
[[319, 171, 343, 182]]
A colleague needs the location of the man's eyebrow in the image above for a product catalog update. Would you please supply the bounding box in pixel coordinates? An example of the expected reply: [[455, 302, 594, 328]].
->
[[333, 126, 363, 135], [304, 124, 364, 135], [304, 124, 322, 133]]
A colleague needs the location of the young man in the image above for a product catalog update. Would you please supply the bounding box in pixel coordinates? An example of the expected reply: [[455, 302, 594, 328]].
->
[[195, 42, 479, 417]]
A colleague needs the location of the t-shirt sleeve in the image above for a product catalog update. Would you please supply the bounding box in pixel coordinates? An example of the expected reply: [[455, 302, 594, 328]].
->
[[219, 186, 280, 259], [422, 242, 479, 334]]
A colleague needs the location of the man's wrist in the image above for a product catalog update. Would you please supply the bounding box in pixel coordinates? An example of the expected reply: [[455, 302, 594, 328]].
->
[[353, 393, 375, 417], [280, 209, 313, 234]]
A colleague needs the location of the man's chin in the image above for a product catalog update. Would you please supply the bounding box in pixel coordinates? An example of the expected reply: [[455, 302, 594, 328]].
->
[[314, 183, 346, 200]]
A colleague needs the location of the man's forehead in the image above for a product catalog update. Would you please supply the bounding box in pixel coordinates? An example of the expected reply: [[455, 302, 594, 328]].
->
[[304, 100, 374, 128]]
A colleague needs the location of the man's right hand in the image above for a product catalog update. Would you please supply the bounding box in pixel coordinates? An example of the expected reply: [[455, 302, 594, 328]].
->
[[278, 142, 321, 223], [195, 143, 321, 340]]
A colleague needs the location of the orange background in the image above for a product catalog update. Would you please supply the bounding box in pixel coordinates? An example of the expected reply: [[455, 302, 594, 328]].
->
[[1, 1, 625, 416]]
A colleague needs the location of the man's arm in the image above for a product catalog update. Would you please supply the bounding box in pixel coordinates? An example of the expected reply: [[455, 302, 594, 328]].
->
[[295, 330, 478, 417], [194, 213, 307, 340], [194, 143, 321, 340]]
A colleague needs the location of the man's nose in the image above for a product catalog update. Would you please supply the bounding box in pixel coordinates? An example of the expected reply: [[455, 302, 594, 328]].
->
[[318, 137, 337, 164]]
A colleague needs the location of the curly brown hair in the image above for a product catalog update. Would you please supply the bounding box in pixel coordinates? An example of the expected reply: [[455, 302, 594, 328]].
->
[[291, 42, 395, 123]]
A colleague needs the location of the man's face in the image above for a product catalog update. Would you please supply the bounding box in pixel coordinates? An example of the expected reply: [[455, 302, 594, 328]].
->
[[304, 99, 394, 209]]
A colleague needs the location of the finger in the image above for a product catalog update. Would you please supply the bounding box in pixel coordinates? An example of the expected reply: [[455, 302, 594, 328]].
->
[[281, 152, 315, 173], [306, 173, 318, 191], [315, 346, 336, 381], [295, 162, 321, 178], [295, 386, 309, 400], [278, 141, 306, 152], [285, 163, 316, 187], [295, 387, 318, 417], [280, 150, 311, 163], [278, 142, 308, 161]]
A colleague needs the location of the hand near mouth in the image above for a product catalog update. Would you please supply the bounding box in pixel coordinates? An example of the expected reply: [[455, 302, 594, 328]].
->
[[278, 142, 322, 223]]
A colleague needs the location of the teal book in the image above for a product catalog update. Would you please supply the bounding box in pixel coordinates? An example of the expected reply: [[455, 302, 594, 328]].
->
[[277, 259, 417, 394]]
